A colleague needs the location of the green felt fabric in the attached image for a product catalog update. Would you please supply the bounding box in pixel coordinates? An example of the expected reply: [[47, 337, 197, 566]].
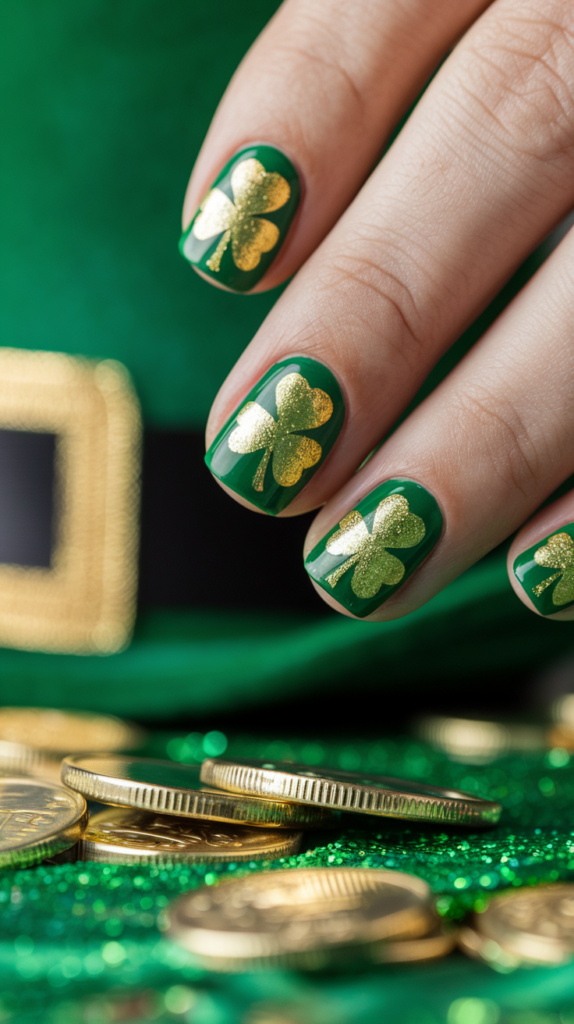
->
[[0, 557, 572, 717]]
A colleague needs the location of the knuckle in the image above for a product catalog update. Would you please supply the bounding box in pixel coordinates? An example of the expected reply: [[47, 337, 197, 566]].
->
[[451, 383, 544, 497], [458, 1, 574, 161], [258, 9, 374, 151], [319, 236, 432, 376]]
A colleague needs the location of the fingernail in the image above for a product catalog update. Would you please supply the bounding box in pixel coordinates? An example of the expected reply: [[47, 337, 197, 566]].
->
[[205, 358, 345, 516], [513, 524, 574, 615], [180, 144, 300, 293], [305, 479, 443, 618]]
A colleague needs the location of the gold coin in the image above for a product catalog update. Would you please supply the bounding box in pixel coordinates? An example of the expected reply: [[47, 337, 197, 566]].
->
[[0, 707, 143, 754], [415, 714, 549, 764], [0, 777, 87, 868], [473, 885, 574, 966], [457, 924, 524, 970], [0, 740, 62, 783], [370, 924, 457, 964], [200, 758, 501, 828], [75, 808, 302, 864], [167, 867, 435, 970], [61, 755, 334, 828]]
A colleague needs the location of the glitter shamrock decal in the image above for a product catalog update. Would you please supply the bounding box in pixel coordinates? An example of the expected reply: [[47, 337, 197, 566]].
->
[[190, 158, 291, 273], [325, 494, 426, 599], [532, 532, 574, 605], [228, 373, 333, 492]]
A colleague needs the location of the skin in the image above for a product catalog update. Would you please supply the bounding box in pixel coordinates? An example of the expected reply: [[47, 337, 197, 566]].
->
[[183, 0, 574, 622]]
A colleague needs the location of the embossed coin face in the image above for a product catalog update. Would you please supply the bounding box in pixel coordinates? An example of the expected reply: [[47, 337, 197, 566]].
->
[[0, 707, 143, 754], [78, 808, 302, 864], [200, 758, 502, 828], [0, 777, 87, 868], [476, 885, 574, 964], [167, 868, 435, 968], [61, 756, 334, 828]]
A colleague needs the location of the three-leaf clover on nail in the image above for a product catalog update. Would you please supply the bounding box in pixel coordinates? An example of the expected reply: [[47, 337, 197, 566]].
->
[[325, 494, 426, 599], [532, 532, 574, 605], [228, 373, 333, 492], [189, 158, 291, 273]]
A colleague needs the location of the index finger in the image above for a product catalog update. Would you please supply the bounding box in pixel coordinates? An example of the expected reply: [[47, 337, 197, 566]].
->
[[180, 0, 493, 293]]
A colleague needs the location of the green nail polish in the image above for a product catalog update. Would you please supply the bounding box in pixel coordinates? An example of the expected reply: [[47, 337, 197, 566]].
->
[[180, 144, 300, 293], [205, 357, 345, 515], [513, 524, 574, 616], [305, 479, 443, 618]]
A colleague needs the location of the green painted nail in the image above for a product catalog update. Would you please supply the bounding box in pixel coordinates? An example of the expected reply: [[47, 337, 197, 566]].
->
[[513, 524, 574, 616], [304, 479, 443, 618], [205, 357, 345, 516], [179, 144, 300, 293]]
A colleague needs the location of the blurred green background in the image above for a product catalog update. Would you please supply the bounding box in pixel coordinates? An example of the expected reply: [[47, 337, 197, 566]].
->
[[1, 0, 281, 427]]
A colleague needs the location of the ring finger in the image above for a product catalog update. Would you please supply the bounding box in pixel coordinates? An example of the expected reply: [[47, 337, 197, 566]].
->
[[304, 222, 574, 619]]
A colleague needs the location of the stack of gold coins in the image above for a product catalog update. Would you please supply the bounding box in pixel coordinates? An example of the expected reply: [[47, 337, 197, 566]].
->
[[0, 742, 506, 967], [59, 754, 335, 865], [157, 754, 506, 970], [166, 867, 457, 971], [59, 750, 500, 877], [459, 886, 574, 968]]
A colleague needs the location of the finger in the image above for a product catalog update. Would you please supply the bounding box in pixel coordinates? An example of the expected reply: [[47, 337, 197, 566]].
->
[[509, 492, 574, 620], [206, 0, 574, 517], [304, 218, 574, 619], [180, 0, 492, 292]]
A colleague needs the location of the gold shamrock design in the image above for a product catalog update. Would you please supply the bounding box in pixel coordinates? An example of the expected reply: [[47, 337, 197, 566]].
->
[[532, 532, 574, 605], [325, 494, 426, 599], [189, 158, 290, 273], [228, 373, 333, 492]]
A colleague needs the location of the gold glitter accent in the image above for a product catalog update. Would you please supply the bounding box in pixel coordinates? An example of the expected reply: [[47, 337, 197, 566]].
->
[[228, 373, 333, 492], [532, 533, 574, 605], [325, 495, 425, 600], [190, 158, 290, 272]]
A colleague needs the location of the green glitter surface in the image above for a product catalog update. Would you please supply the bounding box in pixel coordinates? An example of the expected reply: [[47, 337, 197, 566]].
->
[[5, 734, 574, 1022]]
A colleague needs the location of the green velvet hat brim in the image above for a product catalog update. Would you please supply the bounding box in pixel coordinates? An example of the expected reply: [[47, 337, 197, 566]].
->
[[0, 555, 571, 718]]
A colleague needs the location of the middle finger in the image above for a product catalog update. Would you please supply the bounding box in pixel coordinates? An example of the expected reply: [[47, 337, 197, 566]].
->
[[206, 0, 574, 516]]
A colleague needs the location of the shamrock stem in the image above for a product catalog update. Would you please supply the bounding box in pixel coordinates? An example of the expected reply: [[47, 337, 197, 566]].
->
[[326, 553, 361, 590], [532, 572, 562, 598], [206, 230, 231, 272], [252, 449, 271, 492]]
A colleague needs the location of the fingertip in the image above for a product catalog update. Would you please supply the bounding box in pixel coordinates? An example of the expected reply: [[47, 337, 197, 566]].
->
[[180, 143, 301, 295], [508, 501, 574, 620]]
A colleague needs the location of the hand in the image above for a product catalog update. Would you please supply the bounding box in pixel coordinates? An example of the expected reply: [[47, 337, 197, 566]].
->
[[181, 0, 574, 622]]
